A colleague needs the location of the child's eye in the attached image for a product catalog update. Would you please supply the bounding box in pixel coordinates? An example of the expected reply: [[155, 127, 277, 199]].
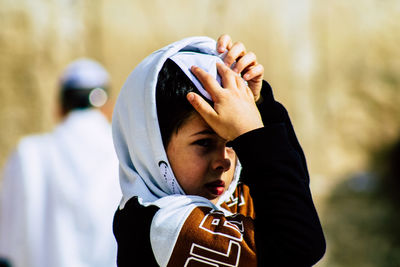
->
[[194, 139, 212, 147]]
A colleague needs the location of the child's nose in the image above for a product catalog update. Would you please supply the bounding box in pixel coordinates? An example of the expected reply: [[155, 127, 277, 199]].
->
[[212, 148, 232, 172]]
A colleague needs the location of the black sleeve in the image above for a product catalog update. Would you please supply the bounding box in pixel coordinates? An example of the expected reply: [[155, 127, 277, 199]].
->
[[113, 197, 160, 267], [257, 80, 310, 184], [230, 82, 326, 266]]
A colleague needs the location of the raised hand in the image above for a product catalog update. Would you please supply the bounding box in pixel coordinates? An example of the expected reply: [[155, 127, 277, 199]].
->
[[187, 63, 264, 141], [216, 34, 264, 102]]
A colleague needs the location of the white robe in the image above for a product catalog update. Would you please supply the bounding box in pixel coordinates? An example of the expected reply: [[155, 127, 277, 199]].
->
[[0, 109, 121, 267]]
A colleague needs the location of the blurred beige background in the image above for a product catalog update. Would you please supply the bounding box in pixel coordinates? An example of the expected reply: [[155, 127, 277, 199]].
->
[[1, 0, 399, 266]]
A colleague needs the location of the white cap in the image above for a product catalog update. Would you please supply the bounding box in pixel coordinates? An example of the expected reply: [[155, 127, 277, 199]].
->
[[60, 58, 110, 90], [170, 51, 225, 101]]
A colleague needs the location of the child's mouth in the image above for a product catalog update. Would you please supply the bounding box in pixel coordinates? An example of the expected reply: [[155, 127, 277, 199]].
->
[[205, 180, 225, 196]]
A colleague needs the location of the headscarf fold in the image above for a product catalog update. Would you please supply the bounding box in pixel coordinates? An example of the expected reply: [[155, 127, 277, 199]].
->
[[112, 36, 241, 209]]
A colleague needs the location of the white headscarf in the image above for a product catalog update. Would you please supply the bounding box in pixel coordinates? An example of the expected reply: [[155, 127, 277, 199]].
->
[[112, 36, 241, 209]]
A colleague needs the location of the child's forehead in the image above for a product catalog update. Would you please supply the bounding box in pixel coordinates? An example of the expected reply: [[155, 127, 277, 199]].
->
[[180, 112, 215, 136]]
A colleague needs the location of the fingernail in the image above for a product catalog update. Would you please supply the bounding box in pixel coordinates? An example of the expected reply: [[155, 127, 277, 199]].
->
[[244, 74, 250, 80], [233, 67, 239, 73], [187, 93, 194, 101]]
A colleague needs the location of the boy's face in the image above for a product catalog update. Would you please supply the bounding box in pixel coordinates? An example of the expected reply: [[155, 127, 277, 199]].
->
[[166, 112, 236, 204]]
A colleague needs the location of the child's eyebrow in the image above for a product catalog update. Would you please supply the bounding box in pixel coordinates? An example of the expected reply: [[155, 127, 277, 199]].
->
[[191, 129, 216, 136]]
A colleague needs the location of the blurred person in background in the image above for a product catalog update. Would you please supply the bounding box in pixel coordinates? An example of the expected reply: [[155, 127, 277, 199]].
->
[[0, 59, 121, 267]]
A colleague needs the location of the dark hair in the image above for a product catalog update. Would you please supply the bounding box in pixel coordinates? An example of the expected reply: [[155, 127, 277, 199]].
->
[[156, 59, 211, 148], [60, 87, 107, 114]]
